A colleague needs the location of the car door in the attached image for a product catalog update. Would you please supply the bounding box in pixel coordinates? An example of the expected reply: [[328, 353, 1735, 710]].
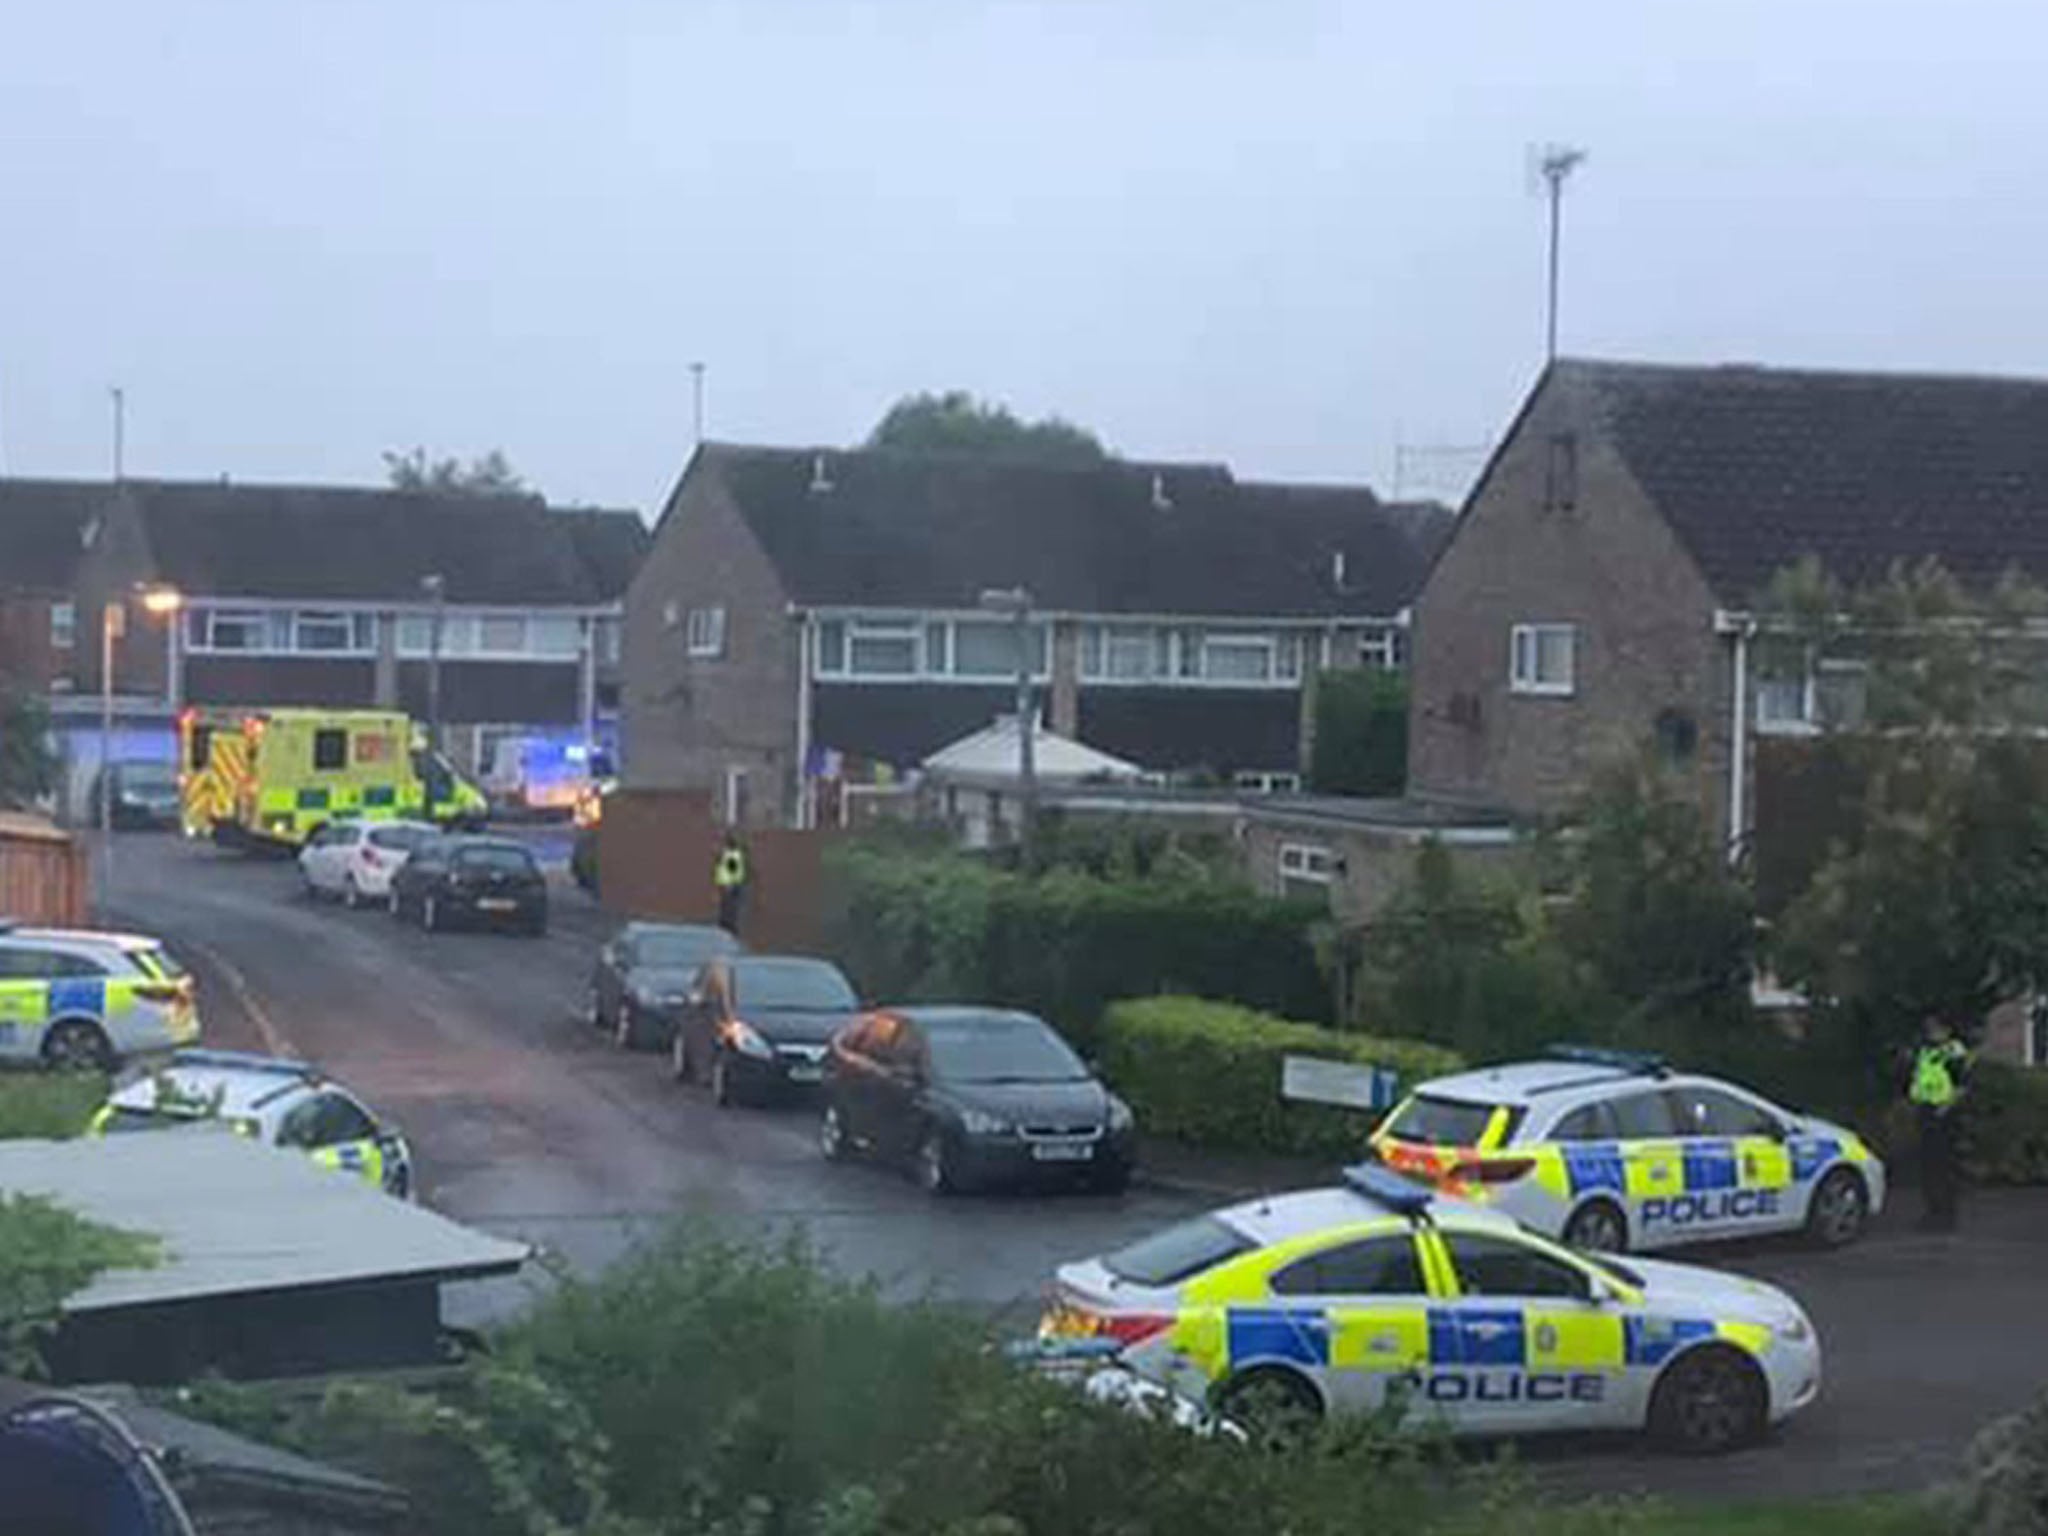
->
[[299, 823, 341, 890], [1426, 1227, 1628, 1435], [1608, 1088, 1689, 1249], [0, 949, 47, 1061], [1665, 1082, 1795, 1237], [1263, 1230, 1432, 1415]]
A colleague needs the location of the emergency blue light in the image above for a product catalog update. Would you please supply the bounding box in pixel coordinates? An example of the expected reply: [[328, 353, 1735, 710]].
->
[[1544, 1044, 1668, 1077], [1340, 1162, 1435, 1215], [169, 1048, 315, 1078]]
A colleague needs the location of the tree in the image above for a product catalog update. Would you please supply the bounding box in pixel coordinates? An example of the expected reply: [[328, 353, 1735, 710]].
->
[[1309, 670, 1407, 797], [865, 391, 1109, 466], [0, 689, 56, 810], [1763, 557, 2048, 1100], [383, 447, 530, 497]]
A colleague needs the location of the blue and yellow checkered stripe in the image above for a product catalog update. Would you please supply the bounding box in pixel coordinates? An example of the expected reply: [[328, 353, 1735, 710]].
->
[[1214, 1305, 1760, 1374]]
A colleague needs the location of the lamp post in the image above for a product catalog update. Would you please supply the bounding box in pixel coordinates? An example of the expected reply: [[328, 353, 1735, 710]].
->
[[977, 585, 1036, 866], [98, 583, 182, 901], [420, 574, 446, 754]]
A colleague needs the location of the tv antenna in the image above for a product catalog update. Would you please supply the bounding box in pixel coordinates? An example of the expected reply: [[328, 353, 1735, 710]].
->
[[1527, 143, 1588, 363]]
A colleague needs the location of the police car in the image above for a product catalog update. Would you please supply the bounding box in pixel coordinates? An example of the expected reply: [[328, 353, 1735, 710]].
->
[[1045, 1165, 1820, 1454], [1368, 1048, 1884, 1255], [89, 1049, 413, 1199], [0, 923, 200, 1070]]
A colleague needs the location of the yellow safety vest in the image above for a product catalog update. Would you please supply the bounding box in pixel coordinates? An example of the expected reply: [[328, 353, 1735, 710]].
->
[[1910, 1041, 1967, 1109], [714, 849, 748, 890]]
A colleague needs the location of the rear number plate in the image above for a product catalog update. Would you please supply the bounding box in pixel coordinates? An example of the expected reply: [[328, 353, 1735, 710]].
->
[[1032, 1140, 1094, 1162], [477, 898, 516, 912], [786, 1063, 823, 1083]]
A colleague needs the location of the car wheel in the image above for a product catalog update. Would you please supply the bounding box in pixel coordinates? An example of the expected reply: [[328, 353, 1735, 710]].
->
[[915, 1128, 958, 1195], [422, 894, 440, 932], [820, 1102, 852, 1162], [615, 1001, 639, 1052], [1215, 1368, 1324, 1450], [1563, 1198, 1629, 1255], [41, 1020, 113, 1074], [1649, 1347, 1768, 1455], [1806, 1168, 1869, 1249]]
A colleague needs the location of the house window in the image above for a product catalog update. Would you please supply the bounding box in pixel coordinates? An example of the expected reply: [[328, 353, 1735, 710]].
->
[[847, 622, 920, 677], [1235, 771, 1302, 794], [952, 620, 1046, 678], [816, 620, 847, 674], [925, 622, 951, 674], [1278, 841, 1337, 898], [531, 616, 581, 658], [479, 614, 528, 655], [1359, 628, 1399, 670], [201, 610, 274, 652], [397, 615, 432, 654], [1509, 623, 1576, 696], [436, 616, 476, 656], [1545, 432, 1579, 511], [294, 611, 355, 653], [685, 607, 727, 659], [1275, 634, 1302, 682], [1084, 624, 1168, 681], [1201, 632, 1277, 683], [1753, 676, 1809, 729], [594, 618, 621, 665], [49, 602, 75, 650]]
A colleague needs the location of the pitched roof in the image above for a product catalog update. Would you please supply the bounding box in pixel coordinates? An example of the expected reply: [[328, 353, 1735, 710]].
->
[[922, 713, 1145, 781], [1564, 358, 2048, 604], [696, 445, 1433, 617], [553, 506, 650, 601], [0, 479, 97, 594]]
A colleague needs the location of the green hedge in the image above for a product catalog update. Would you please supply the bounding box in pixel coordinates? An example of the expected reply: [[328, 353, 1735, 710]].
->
[[0, 1072, 105, 1140], [1962, 1061, 2048, 1184], [1100, 996, 1463, 1159], [822, 845, 1331, 1049]]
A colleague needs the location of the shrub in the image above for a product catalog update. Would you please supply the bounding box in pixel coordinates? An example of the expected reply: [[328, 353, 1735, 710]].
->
[[1943, 1385, 2048, 1536], [1310, 668, 1408, 797], [1100, 996, 1462, 1158], [0, 1071, 106, 1140], [0, 1192, 159, 1374], [822, 845, 1330, 1047], [1961, 1061, 2048, 1184]]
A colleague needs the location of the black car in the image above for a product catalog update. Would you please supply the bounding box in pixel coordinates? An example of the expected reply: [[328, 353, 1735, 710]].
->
[[93, 760, 180, 830], [672, 955, 861, 1106], [821, 1007, 1135, 1195], [588, 921, 746, 1050], [389, 835, 548, 935]]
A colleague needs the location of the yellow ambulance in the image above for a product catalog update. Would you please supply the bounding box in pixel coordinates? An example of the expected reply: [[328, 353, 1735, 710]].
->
[[179, 707, 488, 847]]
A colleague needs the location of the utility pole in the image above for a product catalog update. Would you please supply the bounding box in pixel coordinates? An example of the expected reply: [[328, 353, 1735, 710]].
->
[[1538, 146, 1587, 363], [978, 586, 1037, 867], [109, 386, 126, 481], [421, 573, 446, 753], [690, 362, 707, 449]]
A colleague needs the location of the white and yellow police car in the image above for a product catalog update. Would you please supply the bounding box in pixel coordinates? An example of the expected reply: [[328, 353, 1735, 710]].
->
[[1045, 1164, 1820, 1454], [0, 922, 200, 1070], [89, 1049, 413, 1199], [1369, 1048, 1884, 1255]]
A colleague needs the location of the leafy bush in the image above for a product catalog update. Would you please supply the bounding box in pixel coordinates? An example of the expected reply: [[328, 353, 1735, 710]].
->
[[0, 1071, 106, 1139], [1961, 1062, 2048, 1185], [1100, 996, 1462, 1158], [1310, 668, 1408, 797], [1943, 1385, 2048, 1536], [0, 1192, 159, 1374], [822, 845, 1330, 1047]]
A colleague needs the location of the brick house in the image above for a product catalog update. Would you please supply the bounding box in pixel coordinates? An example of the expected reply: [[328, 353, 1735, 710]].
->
[[624, 445, 1449, 826], [1412, 357, 2048, 863], [0, 481, 99, 694], [23, 477, 646, 775]]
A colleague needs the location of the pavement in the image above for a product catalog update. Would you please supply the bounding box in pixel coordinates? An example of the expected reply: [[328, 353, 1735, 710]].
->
[[92, 829, 2048, 1504]]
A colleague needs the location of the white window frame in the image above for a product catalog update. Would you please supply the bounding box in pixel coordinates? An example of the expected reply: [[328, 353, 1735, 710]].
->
[[1509, 623, 1577, 697], [1235, 771, 1302, 794], [476, 613, 529, 658], [1359, 628, 1399, 671], [1277, 841, 1337, 890], [194, 608, 277, 653], [293, 610, 360, 654], [686, 606, 728, 660], [49, 602, 75, 650], [1199, 631, 1278, 684], [946, 619, 1048, 680], [845, 620, 921, 677]]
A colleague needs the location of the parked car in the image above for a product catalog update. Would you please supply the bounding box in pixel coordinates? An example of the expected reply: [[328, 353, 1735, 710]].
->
[[588, 921, 747, 1050], [821, 1007, 1135, 1195], [671, 955, 861, 1106], [298, 818, 439, 907], [388, 835, 548, 935], [89, 1048, 414, 1199], [0, 922, 200, 1069], [91, 760, 180, 830]]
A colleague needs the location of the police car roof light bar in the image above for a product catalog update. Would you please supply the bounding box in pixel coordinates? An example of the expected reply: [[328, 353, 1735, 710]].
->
[[1544, 1044, 1668, 1077], [1341, 1162, 1436, 1216], [170, 1047, 315, 1078]]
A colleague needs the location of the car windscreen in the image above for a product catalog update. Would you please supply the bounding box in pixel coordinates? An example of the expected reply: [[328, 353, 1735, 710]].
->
[[118, 763, 176, 792], [637, 929, 740, 969], [925, 1014, 1088, 1084], [1380, 1094, 1515, 1148], [733, 960, 856, 1011], [1103, 1215, 1256, 1287], [455, 845, 537, 875], [369, 825, 434, 852]]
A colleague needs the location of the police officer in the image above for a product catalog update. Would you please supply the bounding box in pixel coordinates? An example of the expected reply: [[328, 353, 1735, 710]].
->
[[713, 832, 749, 936], [1909, 1013, 1971, 1232]]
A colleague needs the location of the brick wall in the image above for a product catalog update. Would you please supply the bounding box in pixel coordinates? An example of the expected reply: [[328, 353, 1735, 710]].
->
[[1408, 369, 1731, 828], [0, 597, 74, 692], [622, 466, 800, 823]]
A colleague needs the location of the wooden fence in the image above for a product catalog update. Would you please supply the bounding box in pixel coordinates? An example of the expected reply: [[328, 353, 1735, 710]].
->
[[0, 814, 88, 927]]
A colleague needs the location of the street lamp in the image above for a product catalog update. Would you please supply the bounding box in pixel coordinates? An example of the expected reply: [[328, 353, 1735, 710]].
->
[[99, 583, 181, 901], [977, 585, 1037, 865]]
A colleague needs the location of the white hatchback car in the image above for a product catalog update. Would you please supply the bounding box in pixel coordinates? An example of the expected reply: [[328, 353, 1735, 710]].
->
[[298, 820, 439, 908]]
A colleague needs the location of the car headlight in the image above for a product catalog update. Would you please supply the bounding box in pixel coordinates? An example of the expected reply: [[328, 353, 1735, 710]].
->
[[1106, 1096, 1135, 1132], [1774, 1313, 1812, 1344], [960, 1107, 1011, 1137], [726, 1021, 775, 1060]]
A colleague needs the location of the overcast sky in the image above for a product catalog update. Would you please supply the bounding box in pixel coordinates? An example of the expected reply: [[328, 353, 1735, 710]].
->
[[2, 0, 2043, 514]]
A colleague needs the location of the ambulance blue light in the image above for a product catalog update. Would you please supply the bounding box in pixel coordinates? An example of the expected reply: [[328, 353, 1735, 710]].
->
[[1544, 1044, 1668, 1077]]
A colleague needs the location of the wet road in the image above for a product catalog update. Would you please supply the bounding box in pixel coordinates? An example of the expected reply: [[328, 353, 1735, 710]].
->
[[99, 830, 2048, 1502]]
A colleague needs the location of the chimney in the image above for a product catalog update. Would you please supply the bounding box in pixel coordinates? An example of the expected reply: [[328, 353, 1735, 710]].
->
[[809, 453, 834, 494], [1150, 472, 1172, 511]]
